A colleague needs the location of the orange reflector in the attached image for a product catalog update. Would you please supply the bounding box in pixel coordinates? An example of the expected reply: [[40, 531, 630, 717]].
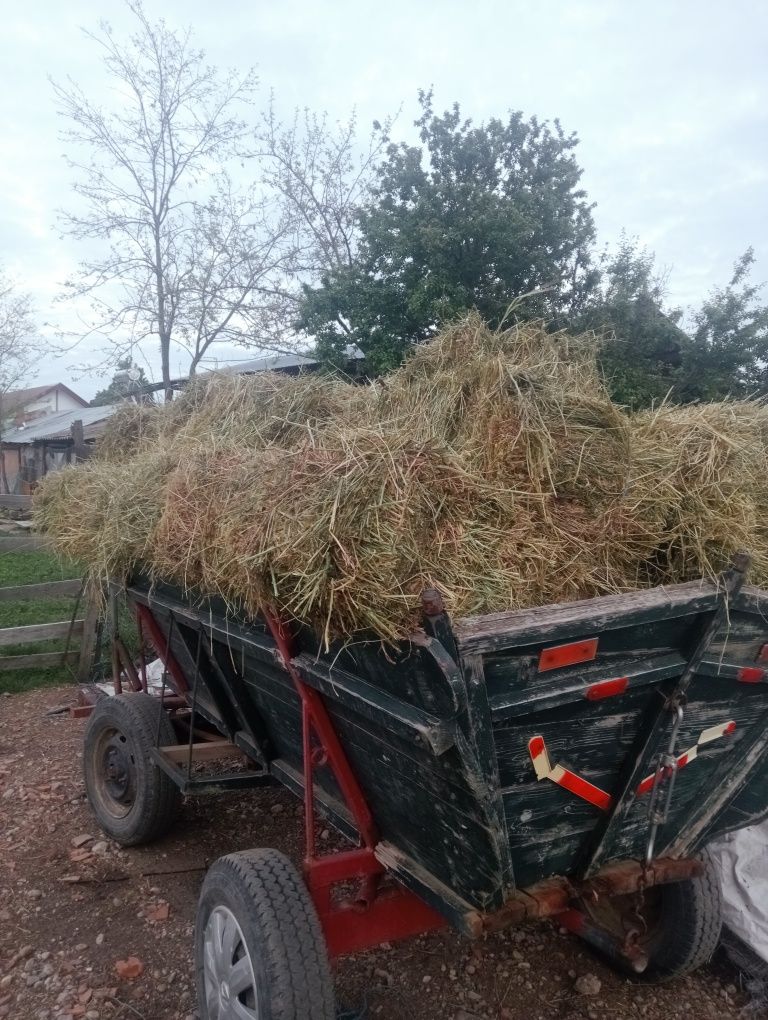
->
[[585, 676, 628, 701], [738, 667, 765, 684], [538, 638, 598, 672]]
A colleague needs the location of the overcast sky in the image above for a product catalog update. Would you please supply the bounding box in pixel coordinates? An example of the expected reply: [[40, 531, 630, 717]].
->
[[1, 0, 767, 399]]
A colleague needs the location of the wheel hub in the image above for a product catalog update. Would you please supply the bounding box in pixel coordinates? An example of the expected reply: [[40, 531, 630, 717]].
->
[[99, 734, 136, 807], [203, 905, 259, 1019]]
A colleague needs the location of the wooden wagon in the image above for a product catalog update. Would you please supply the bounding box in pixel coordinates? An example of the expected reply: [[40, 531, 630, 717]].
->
[[77, 553, 768, 1018]]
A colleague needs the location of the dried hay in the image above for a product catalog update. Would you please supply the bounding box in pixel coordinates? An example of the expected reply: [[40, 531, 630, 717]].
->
[[33, 315, 768, 642], [627, 400, 768, 587]]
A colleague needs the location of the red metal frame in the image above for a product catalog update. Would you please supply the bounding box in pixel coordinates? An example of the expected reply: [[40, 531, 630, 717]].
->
[[135, 603, 189, 694], [263, 611, 447, 958]]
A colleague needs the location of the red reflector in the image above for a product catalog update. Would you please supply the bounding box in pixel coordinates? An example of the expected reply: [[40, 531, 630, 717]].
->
[[585, 677, 628, 701], [539, 638, 598, 672], [738, 667, 765, 684], [725, 721, 737, 735]]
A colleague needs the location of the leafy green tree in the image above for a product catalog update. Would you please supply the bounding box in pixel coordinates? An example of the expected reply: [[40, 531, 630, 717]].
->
[[681, 248, 768, 400], [91, 358, 153, 406], [584, 240, 768, 407], [298, 91, 598, 370], [579, 237, 690, 407]]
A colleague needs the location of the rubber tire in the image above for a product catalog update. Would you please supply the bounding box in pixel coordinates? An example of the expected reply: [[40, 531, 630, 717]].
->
[[195, 849, 335, 1020], [639, 850, 723, 982], [83, 692, 181, 846]]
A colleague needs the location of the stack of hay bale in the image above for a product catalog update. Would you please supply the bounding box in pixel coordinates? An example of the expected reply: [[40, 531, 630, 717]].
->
[[34, 314, 768, 643]]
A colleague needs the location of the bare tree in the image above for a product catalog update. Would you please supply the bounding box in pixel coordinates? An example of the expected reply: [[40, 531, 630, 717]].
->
[[251, 101, 392, 350], [54, 2, 266, 399], [0, 271, 38, 492], [178, 175, 297, 373]]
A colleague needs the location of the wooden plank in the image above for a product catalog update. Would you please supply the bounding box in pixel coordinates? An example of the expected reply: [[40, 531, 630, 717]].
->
[[0, 579, 81, 602], [461, 652, 516, 892], [0, 535, 47, 552], [668, 713, 768, 857], [453, 579, 721, 655], [488, 653, 685, 720], [160, 741, 240, 764], [294, 652, 457, 755], [0, 650, 79, 671], [578, 555, 750, 878], [0, 494, 31, 509], [76, 586, 100, 683], [0, 619, 84, 647]]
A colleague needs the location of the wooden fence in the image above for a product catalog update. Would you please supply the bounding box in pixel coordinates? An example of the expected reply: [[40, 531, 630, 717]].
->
[[0, 494, 32, 511], [0, 535, 97, 681]]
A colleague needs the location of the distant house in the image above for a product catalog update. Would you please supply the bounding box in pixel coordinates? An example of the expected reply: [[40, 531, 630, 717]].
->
[[0, 383, 89, 427], [0, 404, 119, 495]]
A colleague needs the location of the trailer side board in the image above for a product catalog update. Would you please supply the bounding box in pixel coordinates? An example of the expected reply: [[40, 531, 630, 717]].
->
[[454, 580, 768, 888]]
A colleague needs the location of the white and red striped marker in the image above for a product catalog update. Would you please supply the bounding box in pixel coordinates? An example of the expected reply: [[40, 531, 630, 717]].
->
[[527, 735, 613, 812], [635, 721, 737, 796], [528, 719, 737, 811]]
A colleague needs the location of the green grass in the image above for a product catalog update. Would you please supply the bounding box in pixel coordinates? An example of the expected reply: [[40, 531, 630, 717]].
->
[[0, 549, 79, 586], [0, 548, 84, 695]]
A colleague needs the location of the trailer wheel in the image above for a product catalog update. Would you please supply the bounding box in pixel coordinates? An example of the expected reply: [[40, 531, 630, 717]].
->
[[639, 850, 723, 981], [83, 693, 181, 845], [585, 851, 723, 982], [195, 849, 335, 1020]]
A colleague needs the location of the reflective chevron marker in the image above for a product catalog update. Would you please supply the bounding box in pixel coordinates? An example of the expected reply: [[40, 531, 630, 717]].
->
[[527, 735, 613, 812], [636, 721, 737, 796]]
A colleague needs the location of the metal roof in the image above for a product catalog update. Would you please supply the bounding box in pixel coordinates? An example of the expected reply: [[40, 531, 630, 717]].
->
[[212, 346, 364, 376], [1, 404, 120, 444]]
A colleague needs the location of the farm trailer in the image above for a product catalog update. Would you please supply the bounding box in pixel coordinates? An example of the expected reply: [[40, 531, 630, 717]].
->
[[75, 553, 768, 1018]]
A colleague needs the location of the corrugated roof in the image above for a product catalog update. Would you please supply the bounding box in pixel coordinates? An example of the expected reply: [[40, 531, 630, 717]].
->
[[1, 404, 120, 444], [213, 346, 364, 376]]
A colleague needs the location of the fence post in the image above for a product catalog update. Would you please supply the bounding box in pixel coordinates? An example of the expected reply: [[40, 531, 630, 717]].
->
[[77, 583, 102, 683], [70, 420, 90, 464]]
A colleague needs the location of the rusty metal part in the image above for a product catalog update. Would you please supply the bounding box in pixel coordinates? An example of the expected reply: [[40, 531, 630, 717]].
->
[[420, 588, 446, 617], [558, 908, 648, 973], [467, 857, 703, 935], [69, 684, 109, 718]]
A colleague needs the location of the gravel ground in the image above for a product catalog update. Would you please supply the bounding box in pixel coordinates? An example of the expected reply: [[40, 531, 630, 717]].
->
[[0, 687, 751, 1020]]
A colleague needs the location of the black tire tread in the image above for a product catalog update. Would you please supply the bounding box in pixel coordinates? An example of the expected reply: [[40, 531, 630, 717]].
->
[[199, 849, 334, 1019], [83, 693, 180, 846], [645, 849, 723, 981]]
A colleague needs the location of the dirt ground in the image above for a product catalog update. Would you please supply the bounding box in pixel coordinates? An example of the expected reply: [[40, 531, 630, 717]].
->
[[0, 687, 752, 1020]]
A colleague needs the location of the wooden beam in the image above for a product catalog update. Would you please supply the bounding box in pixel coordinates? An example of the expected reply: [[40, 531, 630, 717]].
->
[[0, 579, 81, 602], [0, 619, 84, 647], [76, 586, 102, 683], [159, 741, 240, 765], [453, 579, 721, 654], [0, 494, 32, 509], [0, 650, 79, 671], [0, 536, 47, 552]]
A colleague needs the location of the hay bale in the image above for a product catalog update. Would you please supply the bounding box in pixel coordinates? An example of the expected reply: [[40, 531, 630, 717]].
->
[[94, 403, 164, 463], [627, 400, 768, 586], [377, 314, 630, 503], [34, 449, 176, 586], [33, 316, 768, 643]]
